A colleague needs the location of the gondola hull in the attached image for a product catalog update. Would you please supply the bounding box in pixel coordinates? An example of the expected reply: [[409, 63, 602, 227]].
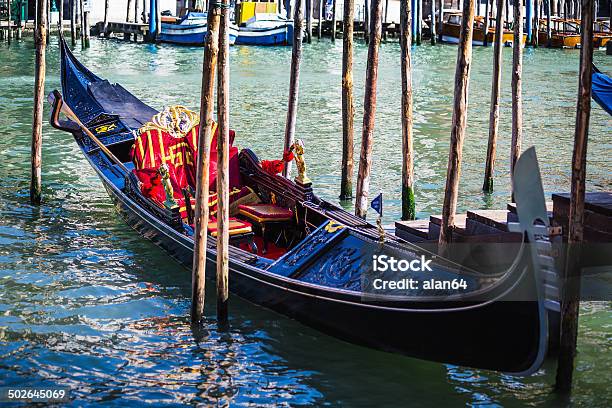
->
[[92, 158, 543, 374], [50, 34, 557, 376]]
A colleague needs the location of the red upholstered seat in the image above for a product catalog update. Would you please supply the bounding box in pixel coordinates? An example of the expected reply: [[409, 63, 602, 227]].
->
[[131, 118, 241, 202], [238, 204, 294, 222]]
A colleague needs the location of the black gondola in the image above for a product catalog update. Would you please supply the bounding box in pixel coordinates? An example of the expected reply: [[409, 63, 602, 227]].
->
[[48, 35, 560, 375]]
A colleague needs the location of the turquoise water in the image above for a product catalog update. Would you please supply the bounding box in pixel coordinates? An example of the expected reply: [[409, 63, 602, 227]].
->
[[0, 37, 610, 406]]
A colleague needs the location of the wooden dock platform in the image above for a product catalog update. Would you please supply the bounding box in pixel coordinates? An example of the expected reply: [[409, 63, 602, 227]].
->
[[394, 192, 612, 248], [552, 192, 612, 242], [87, 19, 402, 44], [92, 21, 150, 42]]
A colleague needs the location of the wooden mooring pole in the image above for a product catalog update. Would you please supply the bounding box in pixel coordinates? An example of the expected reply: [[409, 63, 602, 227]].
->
[[400, 0, 415, 220], [331, 0, 337, 41], [216, 0, 231, 324], [83, 11, 90, 48], [126, 0, 133, 22], [79, 0, 84, 46], [505, 0, 509, 28], [364, 0, 370, 43], [416, 0, 422, 44], [384, 0, 389, 40], [0, 2, 4, 42], [306, 0, 312, 43], [533, 0, 540, 47], [155, 0, 161, 41], [282, 0, 304, 178], [431, 0, 437, 45], [7, 0, 12, 46], [317, 0, 322, 39], [17, 0, 22, 40], [340, 0, 354, 200], [192, 2, 221, 325], [59, 0, 65, 35], [483, 0, 504, 193], [510, 0, 523, 199], [45, 0, 50, 44], [483, 0, 490, 46], [45, 0, 51, 45], [70, 0, 76, 45], [546, 0, 552, 46], [438, 0, 443, 42], [103, 0, 109, 35], [31, 0, 47, 205], [355, 0, 383, 219], [555, 0, 594, 393], [438, 0, 475, 245]]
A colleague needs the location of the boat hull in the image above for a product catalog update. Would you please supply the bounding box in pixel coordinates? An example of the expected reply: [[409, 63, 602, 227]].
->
[[160, 23, 238, 45], [441, 23, 524, 46], [236, 24, 294, 45], [95, 165, 544, 374], [537, 31, 581, 48]]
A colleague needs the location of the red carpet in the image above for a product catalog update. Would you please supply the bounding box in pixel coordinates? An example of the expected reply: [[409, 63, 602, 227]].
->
[[239, 236, 287, 260]]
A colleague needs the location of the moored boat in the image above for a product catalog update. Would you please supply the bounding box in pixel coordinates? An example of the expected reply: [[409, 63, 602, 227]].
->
[[537, 17, 581, 48], [441, 12, 521, 46], [159, 12, 239, 46], [593, 19, 611, 49], [48, 34, 560, 376], [236, 13, 294, 46]]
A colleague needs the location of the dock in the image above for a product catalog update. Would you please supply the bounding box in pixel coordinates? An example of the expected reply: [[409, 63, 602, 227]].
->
[[88, 19, 402, 43], [92, 22, 149, 42], [395, 192, 612, 269]]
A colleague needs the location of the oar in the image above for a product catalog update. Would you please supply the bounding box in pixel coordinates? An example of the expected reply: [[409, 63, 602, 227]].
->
[[48, 90, 130, 174]]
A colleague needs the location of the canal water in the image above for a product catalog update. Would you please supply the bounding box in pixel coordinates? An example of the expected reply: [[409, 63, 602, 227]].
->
[[0, 37, 610, 406]]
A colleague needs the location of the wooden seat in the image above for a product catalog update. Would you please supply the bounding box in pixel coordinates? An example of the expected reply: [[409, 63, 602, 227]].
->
[[208, 217, 258, 253]]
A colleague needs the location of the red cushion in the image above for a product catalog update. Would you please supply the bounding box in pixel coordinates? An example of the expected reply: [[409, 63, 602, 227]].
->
[[133, 123, 240, 194], [208, 217, 252, 237], [238, 204, 293, 222], [209, 146, 241, 191]]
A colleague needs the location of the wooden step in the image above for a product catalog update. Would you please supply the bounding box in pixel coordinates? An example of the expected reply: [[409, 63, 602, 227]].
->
[[428, 214, 467, 240], [395, 219, 430, 242], [466, 209, 511, 233], [507, 201, 554, 223]]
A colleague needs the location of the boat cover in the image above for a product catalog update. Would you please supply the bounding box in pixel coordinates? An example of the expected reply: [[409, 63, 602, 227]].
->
[[89, 80, 158, 129], [593, 70, 612, 116]]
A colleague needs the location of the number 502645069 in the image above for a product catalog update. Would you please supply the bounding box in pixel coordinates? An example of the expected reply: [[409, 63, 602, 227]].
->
[[0, 387, 70, 402]]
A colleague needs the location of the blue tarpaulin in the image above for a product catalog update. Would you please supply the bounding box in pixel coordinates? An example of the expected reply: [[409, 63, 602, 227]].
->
[[592, 69, 612, 116]]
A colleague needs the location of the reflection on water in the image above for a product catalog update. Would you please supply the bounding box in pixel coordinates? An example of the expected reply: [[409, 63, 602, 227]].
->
[[0, 38, 610, 406]]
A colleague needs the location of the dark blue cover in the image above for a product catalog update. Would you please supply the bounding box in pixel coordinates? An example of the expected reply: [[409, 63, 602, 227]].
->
[[593, 71, 612, 116]]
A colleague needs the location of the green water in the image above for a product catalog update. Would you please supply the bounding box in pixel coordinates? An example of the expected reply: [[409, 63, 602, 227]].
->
[[0, 37, 610, 406]]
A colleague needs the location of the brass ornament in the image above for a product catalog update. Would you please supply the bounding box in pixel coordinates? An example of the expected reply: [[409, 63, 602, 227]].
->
[[158, 164, 178, 209], [292, 139, 311, 185]]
